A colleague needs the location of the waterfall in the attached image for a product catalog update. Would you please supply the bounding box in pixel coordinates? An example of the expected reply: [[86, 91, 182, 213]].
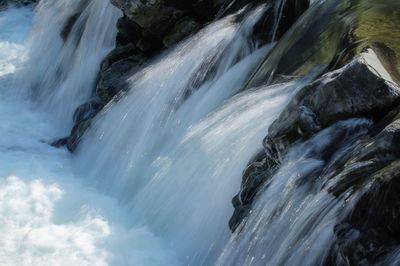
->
[[1, 0, 400, 265], [73, 5, 294, 264], [17, 0, 121, 131], [0, 2, 300, 265]]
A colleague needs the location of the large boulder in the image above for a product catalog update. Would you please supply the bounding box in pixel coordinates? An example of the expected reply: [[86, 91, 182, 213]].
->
[[266, 49, 400, 153]]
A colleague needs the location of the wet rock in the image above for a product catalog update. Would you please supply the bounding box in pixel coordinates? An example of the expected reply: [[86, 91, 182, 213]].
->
[[268, 49, 400, 152], [66, 100, 103, 152], [192, 0, 218, 20], [51, 100, 102, 152], [297, 105, 321, 138], [230, 48, 400, 233], [229, 150, 279, 232], [321, 117, 400, 198], [100, 43, 138, 70], [163, 16, 201, 48], [50, 137, 68, 148], [96, 52, 146, 105], [111, 0, 184, 38], [329, 159, 400, 265], [66, 119, 91, 152], [72, 100, 103, 124], [116, 16, 142, 46]]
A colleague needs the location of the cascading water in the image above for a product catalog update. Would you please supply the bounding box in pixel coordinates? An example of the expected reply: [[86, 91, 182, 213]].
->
[[0, 1, 300, 265], [17, 0, 121, 131], [74, 5, 297, 264], [1, 0, 400, 265], [0, 5, 185, 266]]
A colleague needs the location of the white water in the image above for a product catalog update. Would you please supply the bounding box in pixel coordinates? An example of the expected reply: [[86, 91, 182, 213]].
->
[[17, 0, 121, 132], [73, 5, 300, 264], [0, 6, 178, 266], [0, 1, 367, 265], [0, 2, 300, 265]]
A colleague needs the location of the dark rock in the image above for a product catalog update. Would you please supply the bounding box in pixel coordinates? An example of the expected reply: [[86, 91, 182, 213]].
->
[[96, 53, 145, 105], [229, 150, 279, 232], [50, 137, 68, 148], [324, 118, 400, 197], [67, 118, 91, 152], [51, 100, 103, 152], [162, 16, 201, 48], [100, 43, 138, 70], [136, 36, 164, 55], [230, 48, 400, 233], [72, 100, 103, 124], [116, 16, 142, 46], [297, 105, 321, 138], [67, 100, 103, 152], [268, 49, 400, 153], [111, 0, 185, 39], [329, 159, 400, 265], [192, 0, 218, 20]]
